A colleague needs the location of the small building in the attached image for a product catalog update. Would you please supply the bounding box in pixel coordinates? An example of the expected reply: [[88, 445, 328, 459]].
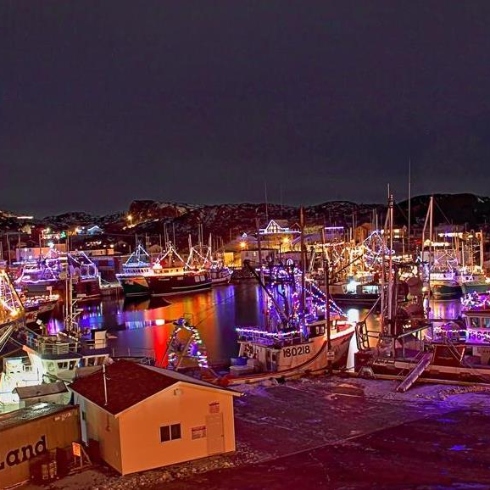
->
[[13, 382, 70, 408], [68, 360, 240, 476], [0, 403, 80, 488]]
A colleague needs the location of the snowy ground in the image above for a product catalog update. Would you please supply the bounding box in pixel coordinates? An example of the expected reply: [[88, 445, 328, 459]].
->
[[20, 374, 490, 490]]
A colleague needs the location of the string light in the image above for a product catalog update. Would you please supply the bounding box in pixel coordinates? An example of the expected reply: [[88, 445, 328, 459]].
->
[[235, 268, 353, 345]]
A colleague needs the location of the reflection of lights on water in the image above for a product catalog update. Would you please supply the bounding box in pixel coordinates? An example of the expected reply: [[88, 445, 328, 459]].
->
[[429, 300, 461, 319]]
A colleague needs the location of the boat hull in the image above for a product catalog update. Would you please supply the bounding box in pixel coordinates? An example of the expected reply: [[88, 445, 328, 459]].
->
[[431, 282, 462, 300], [210, 268, 233, 286], [224, 326, 355, 385], [461, 281, 490, 295], [146, 273, 212, 297], [21, 278, 102, 302], [117, 275, 150, 297], [330, 293, 380, 308], [24, 298, 59, 326]]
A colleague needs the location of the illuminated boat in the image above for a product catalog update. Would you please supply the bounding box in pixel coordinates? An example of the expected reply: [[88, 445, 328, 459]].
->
[[22, 294, 60, 327], [330, 280, 382, 307], [216, 259, 356, 386], [144, 243, 212, 297], [208, 262, 233, 285], [15, 250, 102, 301], [354, 197, 490, 387], [458, 268, 490, 295], [429, 269, 463, 300], [116, 244, 152, 297]]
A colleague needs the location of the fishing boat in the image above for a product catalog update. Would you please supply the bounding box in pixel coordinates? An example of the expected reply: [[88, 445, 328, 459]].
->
[[329, 279, 382, 308], [115, 244, 152, 297], [208, 261, 233, 285], [21, 293, 60, 327], [17, 270, 112, 384], [220, 268, 354, 385], [428, 268, 463, 300], [458, 267, 490, 295], [420, 196, 463, 300], [15, 250, 102, 301], [217, 209, 355, 386], [144, 242, 212, 297], [186, 234, 233, 286], [456, 230, 489, 295], [354, 196, 490, 389]]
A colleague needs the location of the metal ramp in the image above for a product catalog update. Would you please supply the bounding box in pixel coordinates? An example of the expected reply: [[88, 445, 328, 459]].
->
[[396, 352, 433, 393]]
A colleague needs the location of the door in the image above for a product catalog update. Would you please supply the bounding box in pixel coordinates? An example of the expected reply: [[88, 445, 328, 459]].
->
[[206, 412, 225, 455]]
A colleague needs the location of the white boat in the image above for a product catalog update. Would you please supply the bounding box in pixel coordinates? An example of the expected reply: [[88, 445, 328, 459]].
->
[[0, 269, 110, 407], [458, 267, 490, 295], [208, 261, 233, 285], [15, 249, 102, 301], [218, 209, 355, 386], [221, 270, 356, 385], [115, 244, 152, 297]]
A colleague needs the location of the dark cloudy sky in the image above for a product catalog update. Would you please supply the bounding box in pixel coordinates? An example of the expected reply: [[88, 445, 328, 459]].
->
[[3, 1, 490, 217]]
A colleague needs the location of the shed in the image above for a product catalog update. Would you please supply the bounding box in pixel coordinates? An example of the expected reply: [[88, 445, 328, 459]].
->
[[68, 359, 240, 476], [13, 382, 70, 408], [0, 403, 80, 488]]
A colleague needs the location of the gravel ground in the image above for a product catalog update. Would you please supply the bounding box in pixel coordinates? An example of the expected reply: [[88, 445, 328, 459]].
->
[[20, 374, 490, 490]]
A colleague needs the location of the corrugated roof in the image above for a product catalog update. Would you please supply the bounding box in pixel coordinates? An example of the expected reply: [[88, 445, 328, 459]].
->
[[68, 359, 237, 415], [0, 403, 77, 432]]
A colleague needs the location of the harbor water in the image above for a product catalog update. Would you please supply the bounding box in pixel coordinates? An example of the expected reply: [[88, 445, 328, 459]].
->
[[46, 282, 463, 370]]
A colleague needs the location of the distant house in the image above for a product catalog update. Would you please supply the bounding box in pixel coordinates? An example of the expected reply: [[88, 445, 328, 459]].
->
[[85, 225, 104, 235], [68, 360, 240, 476]]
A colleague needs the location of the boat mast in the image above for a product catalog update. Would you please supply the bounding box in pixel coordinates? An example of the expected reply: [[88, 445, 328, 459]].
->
[[480, 229, 485, 271], [421, 195, 434, 293], [379, 194, 395, 335], [386, 194, 395, 326], [322, 227, 332, 373], [407, 159, 411, 254], [300, 207, 307, 338]]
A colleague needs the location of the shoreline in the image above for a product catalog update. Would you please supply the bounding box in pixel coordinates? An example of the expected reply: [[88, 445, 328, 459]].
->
[[21, 374, 490, 490]]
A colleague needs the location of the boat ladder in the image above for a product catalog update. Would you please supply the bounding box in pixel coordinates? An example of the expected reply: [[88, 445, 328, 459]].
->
[[396, 351, 433, 393], [355, 321, 378, 351]]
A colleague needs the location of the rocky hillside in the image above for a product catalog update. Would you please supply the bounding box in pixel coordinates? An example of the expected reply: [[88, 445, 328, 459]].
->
[[1, 194, 490, 251]]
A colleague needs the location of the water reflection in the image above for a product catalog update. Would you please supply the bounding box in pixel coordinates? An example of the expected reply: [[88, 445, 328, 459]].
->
[[428, 298, 462, 320], [48, 283, 264, 365], [46, 285, 464, 367]]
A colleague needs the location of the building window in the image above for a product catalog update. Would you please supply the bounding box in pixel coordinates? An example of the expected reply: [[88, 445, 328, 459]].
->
[[160, 423, 181, 442]]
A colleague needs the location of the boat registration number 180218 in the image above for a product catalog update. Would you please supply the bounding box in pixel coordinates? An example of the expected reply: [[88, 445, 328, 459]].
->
[[282, 345, 311, 357]]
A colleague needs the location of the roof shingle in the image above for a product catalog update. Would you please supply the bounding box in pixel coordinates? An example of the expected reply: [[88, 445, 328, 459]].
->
[[69, 360, 178, 415]]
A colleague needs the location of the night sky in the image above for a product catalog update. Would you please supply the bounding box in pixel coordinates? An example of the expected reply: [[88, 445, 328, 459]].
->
[[3, 1, 490, 217]]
